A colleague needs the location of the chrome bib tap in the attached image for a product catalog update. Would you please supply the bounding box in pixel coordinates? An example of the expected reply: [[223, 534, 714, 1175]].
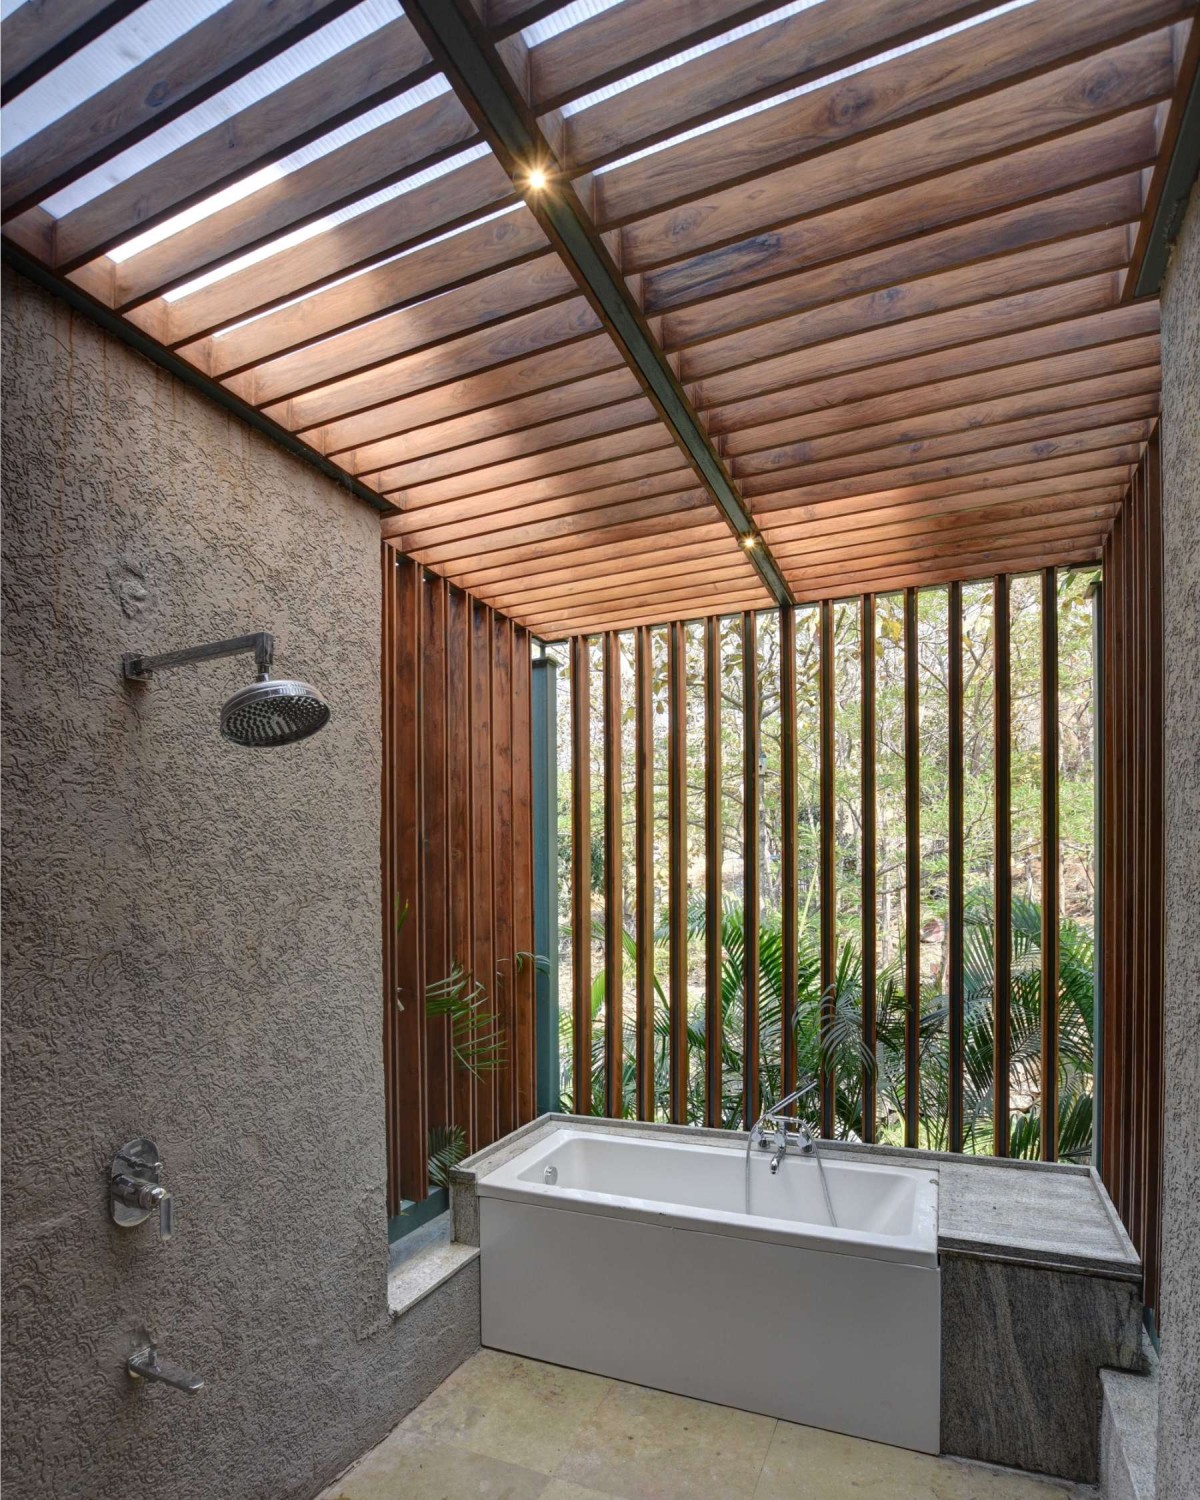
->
[[127, 1341, 205, 1394], [751, 1083, 819, 1171], [748, 1083, 839, 1227]]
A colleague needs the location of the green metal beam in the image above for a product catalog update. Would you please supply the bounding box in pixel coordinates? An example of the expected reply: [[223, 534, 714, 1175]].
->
[[1133, 44, 1200, 298], [400, 0, 793, 609]]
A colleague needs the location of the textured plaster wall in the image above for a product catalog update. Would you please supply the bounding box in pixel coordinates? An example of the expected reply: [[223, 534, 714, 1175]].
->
[[0, 267, 477, 1500], [1157, 184, 1200, 1499]]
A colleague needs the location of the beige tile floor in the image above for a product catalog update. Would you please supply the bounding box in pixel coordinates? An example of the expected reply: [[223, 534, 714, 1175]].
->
[[320, 1349, 1098, 1500]]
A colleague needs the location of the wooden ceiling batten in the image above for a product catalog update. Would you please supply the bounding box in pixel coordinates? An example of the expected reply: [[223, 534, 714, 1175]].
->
[[721, 335, 1161, 461], [744, 403, 1160, 507], [732, 366, 1162, 480], [660, 179, 1148, 356], [232, 252, 581, 407], [703, 298, 1161, 436], [447, 521, 737, 592], [618, 32, 1178, 272], [342, 365, 644, 476], [3, 0, 1193, 635], [358, 392, 658, 492], [753, 444, 1146, 520], [136, 154, 519, 340], [389, 462, 698, 545], [641, 110, 1163, 316], [109, 91, 479, 308], [788, 547, 1103, 605], [529, 0, 796, 113], [558, 0, 1004, 175], [590, 0, 1190, 225], [317, 331, 625, 455], [191, 207, 551, 379], [762, 481, 1128, 544], [373, 420, 673, 508], [397, 0, 794, 606]]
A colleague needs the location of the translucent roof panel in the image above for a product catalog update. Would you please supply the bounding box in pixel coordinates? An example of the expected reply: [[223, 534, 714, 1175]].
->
[[522, 0, 625, 48], [20, 0, 403, 219], [1, 0, 230, 155]]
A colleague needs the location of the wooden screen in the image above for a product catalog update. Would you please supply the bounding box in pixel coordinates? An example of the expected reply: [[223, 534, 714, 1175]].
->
[[551, 566, 1101, 1161], [5, 0, 1190, 638], [1099, 426, 1165, 1316], [382, 546, 535, 1212]]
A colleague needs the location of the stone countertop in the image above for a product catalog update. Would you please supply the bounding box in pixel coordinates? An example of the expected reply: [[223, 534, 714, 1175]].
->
[[453, 1114, 1141, 1282]]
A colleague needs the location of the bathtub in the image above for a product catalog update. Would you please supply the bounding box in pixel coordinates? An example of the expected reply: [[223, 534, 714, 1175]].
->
[[477, 1126, 941, 1452]]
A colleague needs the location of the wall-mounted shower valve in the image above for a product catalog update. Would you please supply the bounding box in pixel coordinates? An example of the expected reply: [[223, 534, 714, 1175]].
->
[[110, 1138, 174, 1241]]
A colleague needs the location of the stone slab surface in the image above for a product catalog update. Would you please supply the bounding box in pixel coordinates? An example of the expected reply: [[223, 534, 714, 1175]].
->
[[1101, 1364, 1158, 1500], [941, 1252, 1143, 1482]]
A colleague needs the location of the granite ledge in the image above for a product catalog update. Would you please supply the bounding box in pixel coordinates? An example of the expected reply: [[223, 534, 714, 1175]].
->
[[452, 1114, 1141, 1280], [386, 1214, 480, 1318]]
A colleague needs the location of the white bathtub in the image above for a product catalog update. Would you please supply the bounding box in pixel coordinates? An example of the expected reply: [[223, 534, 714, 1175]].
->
[[477, 1127, 941, 1452]]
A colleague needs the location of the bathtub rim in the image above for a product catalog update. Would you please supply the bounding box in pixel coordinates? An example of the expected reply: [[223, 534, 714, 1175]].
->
[[452, 1112, 1142, 1283], [476, 1125, 940, 1268]]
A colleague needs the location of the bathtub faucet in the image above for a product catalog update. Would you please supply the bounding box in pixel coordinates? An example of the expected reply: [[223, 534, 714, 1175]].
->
[[752, 1084, 819, 1173]]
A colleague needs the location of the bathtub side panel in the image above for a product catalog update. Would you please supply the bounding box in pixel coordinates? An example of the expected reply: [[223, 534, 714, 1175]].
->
[[479, 1197, 941, 1453]]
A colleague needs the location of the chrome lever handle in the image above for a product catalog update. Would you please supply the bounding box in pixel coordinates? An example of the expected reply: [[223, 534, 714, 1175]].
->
[[127, 1341, 204, 1394], [110, 1137, 174, 1239]]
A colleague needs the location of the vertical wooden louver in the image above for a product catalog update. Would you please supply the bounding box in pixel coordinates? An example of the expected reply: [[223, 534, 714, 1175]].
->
[[382, 547, 536, 1215], [1100, 427, 1165, 1316], [551, 553, 1113, 1171]]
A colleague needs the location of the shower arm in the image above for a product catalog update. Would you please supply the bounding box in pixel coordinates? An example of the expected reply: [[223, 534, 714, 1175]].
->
[[122, 632, 274, 683]]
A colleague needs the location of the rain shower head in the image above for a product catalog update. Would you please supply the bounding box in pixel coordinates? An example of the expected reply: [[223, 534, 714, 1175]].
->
[[122, 631, 331, 747], [219, 676, 330, 748]]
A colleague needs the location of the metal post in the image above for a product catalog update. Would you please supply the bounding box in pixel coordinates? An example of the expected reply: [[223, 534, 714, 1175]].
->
[[531, 655, 560, 1116]]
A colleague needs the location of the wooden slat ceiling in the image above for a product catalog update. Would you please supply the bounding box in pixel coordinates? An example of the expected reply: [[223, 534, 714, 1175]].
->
[[3, 0, 1195, 636]]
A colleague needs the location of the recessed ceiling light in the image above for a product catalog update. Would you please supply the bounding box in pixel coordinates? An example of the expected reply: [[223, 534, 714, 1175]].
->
[[742, 535, 759, 550], [526, 167, 548, 191]]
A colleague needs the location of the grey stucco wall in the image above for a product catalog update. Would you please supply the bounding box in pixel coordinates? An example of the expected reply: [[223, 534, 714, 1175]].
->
[[1158, 184, 1200, 1499], [1, 267, 477, 1500]]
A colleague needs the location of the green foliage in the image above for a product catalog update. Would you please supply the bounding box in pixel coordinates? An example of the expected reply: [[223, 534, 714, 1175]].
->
[[568, 894, 1095, 1161], [425, 964, 507, 1078], [427, 1125, 467, 1189]]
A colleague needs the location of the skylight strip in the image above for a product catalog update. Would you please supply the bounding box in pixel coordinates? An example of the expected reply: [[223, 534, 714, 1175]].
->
[[163, 143, 493, 302], [522, 0, 625, 48], [34, 0, 401, 217], [594, 0, 1038, 175], [562, 0, 825, 118], [108, 75, 452, 263]]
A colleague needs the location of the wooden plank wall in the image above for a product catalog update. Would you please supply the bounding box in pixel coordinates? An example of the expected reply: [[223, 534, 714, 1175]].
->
[[1100, 426, 1165, 1316], [382, 545, 536, 1213]]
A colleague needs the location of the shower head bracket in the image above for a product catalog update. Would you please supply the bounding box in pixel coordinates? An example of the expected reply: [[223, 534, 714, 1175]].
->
[[122, 632, 274, 683]]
